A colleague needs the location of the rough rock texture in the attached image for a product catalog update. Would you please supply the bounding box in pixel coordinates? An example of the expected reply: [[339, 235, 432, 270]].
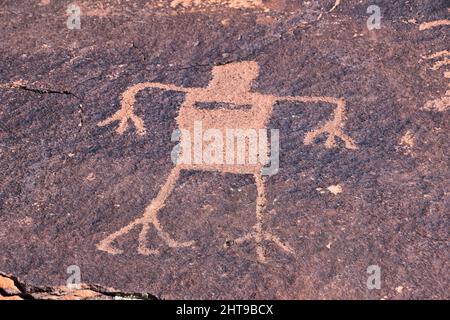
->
[[0, 0, 448, 299], [0, 272, 154, 300]]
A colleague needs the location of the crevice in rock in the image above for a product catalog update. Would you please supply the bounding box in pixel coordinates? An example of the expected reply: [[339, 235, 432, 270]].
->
[[14, 85, 75, 96], [1, 81, 86, 132]]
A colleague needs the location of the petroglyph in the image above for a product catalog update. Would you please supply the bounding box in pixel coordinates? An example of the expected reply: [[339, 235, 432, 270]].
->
[[398, 130, 415, 156], [423, 96, 450, 112], [422, 51, 450, 71], [327, 184, 343, 195], [97, 61, 357, 263], [419, 19, 450, 31], [329, 0, 341, 12], [420, 22, 450, 112], [446, 71, 450, 96]]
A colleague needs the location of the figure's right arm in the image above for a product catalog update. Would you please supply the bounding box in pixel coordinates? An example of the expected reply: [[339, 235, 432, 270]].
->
[[141, 82, 189, 93], [97, 82, 189, 136]]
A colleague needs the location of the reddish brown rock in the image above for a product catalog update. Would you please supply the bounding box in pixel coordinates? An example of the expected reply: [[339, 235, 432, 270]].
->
[[0, 0, 448, 299]]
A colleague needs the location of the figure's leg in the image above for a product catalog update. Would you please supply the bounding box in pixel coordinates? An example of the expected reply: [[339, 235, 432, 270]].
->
[[97, 166, 195, 255], [138, 166, 195, 254], [234, 173, 294, 263], [97, 217, 150, 255]]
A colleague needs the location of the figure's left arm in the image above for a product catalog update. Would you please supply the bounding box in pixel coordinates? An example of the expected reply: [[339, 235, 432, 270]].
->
[[276, 96, 357, 150]]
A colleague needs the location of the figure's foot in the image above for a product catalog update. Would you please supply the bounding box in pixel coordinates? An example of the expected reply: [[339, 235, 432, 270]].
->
[[234, 226, 294, 263], [97, 217, 195, 255], [96, 219, 144, 255], [97, 237, 124, 255], [97, 107, 146, 135], [137, 244, 159, 256], [304, 124, 357, 150], [303, 99, 357, 150], [148, 215, 196, 249]]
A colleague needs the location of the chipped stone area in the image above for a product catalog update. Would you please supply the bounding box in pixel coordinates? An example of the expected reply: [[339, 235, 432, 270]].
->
[[326, 185, 343, 195], [398, 130, 415, 155], [0, 273, 155, 300]]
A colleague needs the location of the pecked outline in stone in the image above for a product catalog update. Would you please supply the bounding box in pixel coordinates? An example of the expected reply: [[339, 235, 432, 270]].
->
[[419, 19, 450, 112], [96, 61, 357, 263]]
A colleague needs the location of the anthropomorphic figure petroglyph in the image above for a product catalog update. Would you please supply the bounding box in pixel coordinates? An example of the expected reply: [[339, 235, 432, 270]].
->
[[97, 61, 357, 263]]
